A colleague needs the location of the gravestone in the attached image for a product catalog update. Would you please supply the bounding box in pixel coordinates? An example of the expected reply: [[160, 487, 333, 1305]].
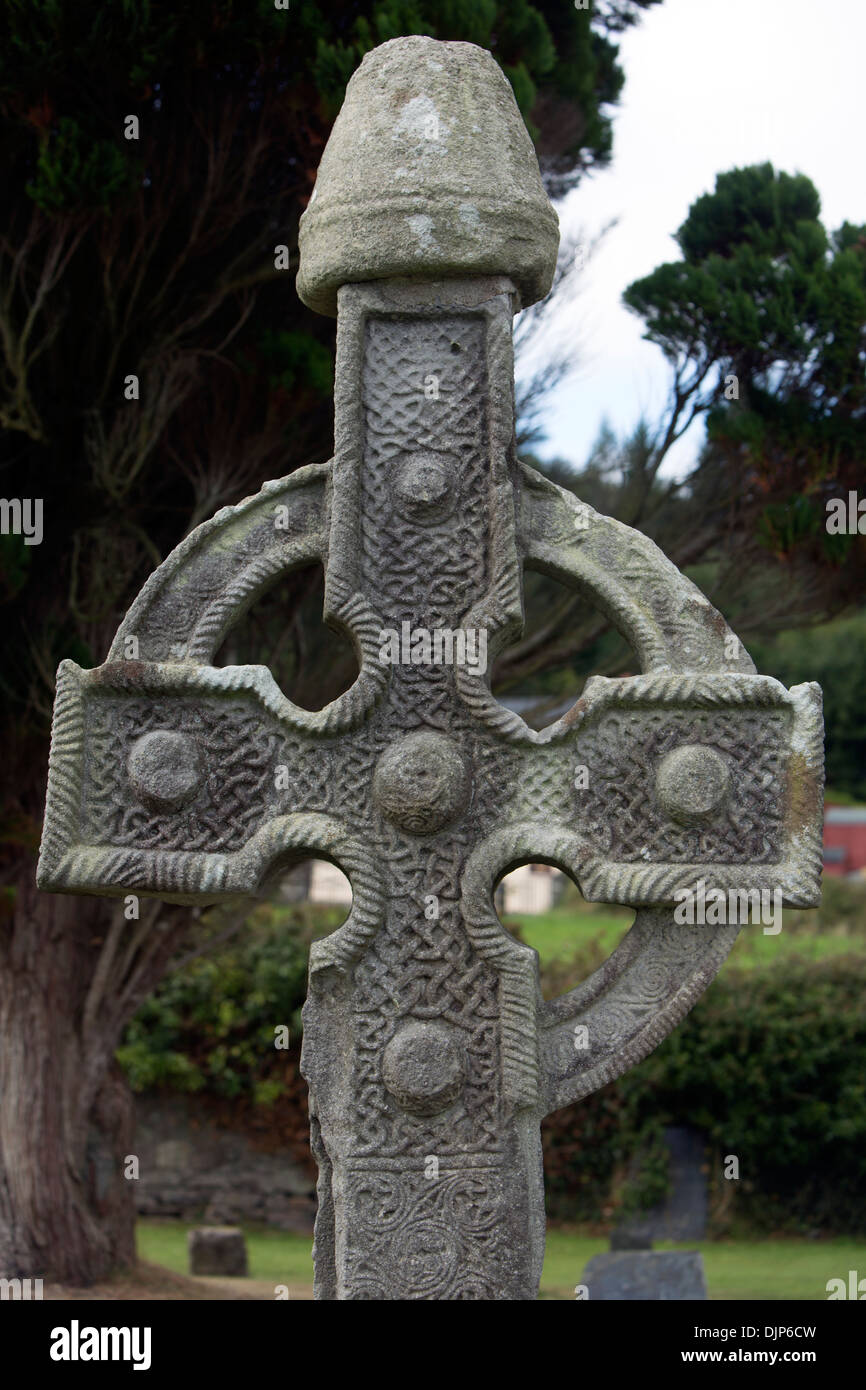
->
[[583, 1250, 707, 1301], [603, 1126, 709, 1298], [188, 1226, 248, 1278], [614, 1125, 708, 1246], [37, 36, 824, 1300]]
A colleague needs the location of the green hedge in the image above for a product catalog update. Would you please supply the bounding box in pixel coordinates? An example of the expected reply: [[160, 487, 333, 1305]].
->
[[117, 902, 321, 1104], [543, 955, 866, 1234]]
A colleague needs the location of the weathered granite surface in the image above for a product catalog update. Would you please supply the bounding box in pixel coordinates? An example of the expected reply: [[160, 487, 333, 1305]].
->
[[296, 37, 559, 315], [38, 36, 824, 1300]]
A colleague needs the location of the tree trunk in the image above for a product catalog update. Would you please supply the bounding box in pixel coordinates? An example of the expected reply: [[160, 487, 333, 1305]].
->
[[0, 867, 136, 1284]]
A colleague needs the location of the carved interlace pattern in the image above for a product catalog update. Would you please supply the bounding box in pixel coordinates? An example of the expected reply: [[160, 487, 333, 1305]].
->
[[323, 309, 517, 1293], [360, 315, 489, 625], [84, 698, 282, 851], [577, 709, 787, 862]]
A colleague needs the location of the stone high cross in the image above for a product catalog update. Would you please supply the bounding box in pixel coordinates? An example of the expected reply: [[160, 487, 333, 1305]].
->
[[38, 38, 824, 1300]]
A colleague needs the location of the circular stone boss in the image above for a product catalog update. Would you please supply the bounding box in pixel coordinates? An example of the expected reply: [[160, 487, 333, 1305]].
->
[[655, 743, 731, 825], [373, 730, 471, 834], [392, 451, 457, 526], [382, 1019, 465, 1117], [127, 729, 203, 813]]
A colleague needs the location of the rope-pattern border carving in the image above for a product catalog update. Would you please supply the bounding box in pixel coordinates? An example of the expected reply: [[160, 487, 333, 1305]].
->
[[461, 822, 589, 1112], [45, 813, 386, 950]]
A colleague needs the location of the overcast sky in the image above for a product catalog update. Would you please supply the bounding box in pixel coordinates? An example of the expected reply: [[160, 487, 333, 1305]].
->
[[523, 0, 866, 477]]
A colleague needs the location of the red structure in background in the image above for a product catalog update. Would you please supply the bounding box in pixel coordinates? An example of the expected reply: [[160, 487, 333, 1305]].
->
[[823, 804, 866, 878]]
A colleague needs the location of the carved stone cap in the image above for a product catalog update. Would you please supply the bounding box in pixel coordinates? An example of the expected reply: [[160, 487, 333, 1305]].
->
[[296, 36, 560, 316]]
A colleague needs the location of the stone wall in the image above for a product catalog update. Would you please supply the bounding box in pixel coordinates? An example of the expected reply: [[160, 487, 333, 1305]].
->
[[132, 1093, 317, 1232]]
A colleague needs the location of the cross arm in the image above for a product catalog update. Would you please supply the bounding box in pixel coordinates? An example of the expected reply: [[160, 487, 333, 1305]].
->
[[455, 466, 824, 1120], [37, 463, 390, 908]]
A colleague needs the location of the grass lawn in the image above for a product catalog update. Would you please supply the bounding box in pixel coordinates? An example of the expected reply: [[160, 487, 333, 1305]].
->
[[542, 1230, 866, 1301], [137, 1221, 866, 1301], [503, 890, 866, 990], [137, 1221, 314, 1290], [505, 906, 631, 971]]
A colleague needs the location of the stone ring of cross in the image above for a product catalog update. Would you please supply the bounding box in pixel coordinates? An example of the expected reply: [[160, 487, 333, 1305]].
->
[[38, 37, 823, 1300]]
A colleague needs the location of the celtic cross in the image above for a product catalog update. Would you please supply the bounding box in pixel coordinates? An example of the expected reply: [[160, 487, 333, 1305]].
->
[[38, 37, 823, 1300]]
